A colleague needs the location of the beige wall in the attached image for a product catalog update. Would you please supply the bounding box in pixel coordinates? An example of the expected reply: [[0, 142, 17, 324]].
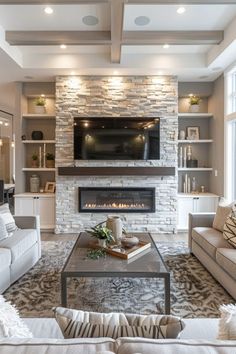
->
[[208, 75, 225, 196], [0, 83, 16, 114]]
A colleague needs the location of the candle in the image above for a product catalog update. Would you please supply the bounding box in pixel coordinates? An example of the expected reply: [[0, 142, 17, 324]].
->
[[43, 143, 46, 168], [39, 146, 42, 168]]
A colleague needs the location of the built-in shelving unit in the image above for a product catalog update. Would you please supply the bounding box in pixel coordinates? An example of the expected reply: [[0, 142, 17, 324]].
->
[[15, 83, 56, 230], [177, 110, 219, 230]]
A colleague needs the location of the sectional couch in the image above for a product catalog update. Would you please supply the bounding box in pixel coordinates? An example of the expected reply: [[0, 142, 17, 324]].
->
[[189, 212, 236, 300], [0, 317, 235, 353], [0, 215, 41, 293]]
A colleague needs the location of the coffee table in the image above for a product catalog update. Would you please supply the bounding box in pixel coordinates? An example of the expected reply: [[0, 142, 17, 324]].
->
[[61, 232, 170, 314]]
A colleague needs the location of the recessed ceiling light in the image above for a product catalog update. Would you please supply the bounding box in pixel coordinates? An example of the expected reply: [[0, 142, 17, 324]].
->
[[134, 16, 150, 26], [60, 44, 67, 49], [177, 7, 186, 15], [40, 94, 45, 97], [82, 15, 99, 26], [163, 44, 170, 49], [44, 7, 53, 15]]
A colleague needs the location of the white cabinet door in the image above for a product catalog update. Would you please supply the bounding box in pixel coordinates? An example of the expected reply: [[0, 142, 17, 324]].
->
[[195, 197, 218, 213], [177, 197, 194, 230], [38, 197, 55, 229], [14, 195, 55, 230], [15, 197, 35, 216]]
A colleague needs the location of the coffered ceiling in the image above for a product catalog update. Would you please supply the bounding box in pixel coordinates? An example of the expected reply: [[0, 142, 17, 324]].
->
[[1, 0, 236, 83]]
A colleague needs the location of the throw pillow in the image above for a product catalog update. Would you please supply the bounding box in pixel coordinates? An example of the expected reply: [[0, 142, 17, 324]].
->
[[0, 215, 9, 241], [217, 304, 236, 340], [213, 203, 233, 232], [0, 295, 33, 338], [223, 215, 236, 248], [54, 307, 185, 340], [0, 203, 17, 235]]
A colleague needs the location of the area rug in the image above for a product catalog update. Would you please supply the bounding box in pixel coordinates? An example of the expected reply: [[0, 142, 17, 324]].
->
[[4, 240, 233, 318]]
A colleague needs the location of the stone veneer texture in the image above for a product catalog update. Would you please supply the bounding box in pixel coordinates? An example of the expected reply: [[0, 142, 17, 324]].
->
[[55, 76, 178, 234]]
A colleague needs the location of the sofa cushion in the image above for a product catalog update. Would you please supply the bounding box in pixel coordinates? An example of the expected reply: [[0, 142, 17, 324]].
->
[[116, 338, 236, 354], [0, 248, 11, 268], [54, 307, 185, 340], [0, 229, 37, 263], [216, 249, 236, 280], [0, 338, 116, 354], [223, 215, 236, 248], [192, 227, 232, 259]]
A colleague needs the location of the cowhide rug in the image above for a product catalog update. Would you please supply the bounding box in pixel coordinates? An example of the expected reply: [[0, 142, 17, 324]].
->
[[4, 240, 233, 318]]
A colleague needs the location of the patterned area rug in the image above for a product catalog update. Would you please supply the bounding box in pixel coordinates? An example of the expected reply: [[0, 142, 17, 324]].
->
[[4, 240, 233, 318]]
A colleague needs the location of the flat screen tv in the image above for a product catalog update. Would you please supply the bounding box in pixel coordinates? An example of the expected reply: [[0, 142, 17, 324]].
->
[[74, 117, 160, 160]]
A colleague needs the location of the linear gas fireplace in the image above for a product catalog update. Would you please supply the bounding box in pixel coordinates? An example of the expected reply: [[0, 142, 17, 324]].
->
[[78, 187, 155, 213]]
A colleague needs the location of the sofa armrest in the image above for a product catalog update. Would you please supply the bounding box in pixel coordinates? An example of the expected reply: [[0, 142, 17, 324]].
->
[[13, 215, 40, 230], [13, 215, 41, 258], [188, 213, 215, 251]]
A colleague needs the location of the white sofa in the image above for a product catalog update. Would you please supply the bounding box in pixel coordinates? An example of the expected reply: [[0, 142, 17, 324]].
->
[[188, 212, 236, 300], [0, 318, 235, 353], [0, 215, 41, 293]]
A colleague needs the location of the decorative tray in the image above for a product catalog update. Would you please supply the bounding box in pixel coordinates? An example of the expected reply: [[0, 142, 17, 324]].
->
[[91, 241, 151, 260]]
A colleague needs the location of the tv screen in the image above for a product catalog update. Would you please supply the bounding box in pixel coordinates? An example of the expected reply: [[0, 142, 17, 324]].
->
[[74, 117, 160, 160]]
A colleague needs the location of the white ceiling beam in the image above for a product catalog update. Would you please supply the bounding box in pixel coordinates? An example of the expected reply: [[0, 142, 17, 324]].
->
[[126, 0, 236, 4], [6, 31, 111, 45], [0, 0, 108, 3], [1, 0, 236, 3], [110, 0, 124, 63], [123, 31, 224, 45]]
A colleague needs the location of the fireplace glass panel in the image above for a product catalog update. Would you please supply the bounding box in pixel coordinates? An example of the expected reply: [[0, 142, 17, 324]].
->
[[79, 187, 155, 213]]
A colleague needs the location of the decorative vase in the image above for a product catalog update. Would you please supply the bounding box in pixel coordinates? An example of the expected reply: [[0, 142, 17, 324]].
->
[[98, 239, 106, 248], [32, 131, 43, 140], [34, 106, 46, 114], [121, 236, 139, 248], [179, 130, 186, 140], [46, 160, 55, 168], [190, 104, 199, 113], [30, 174, 40, 193], [106, 216, 123, 244], [31, 160, 38, 168]]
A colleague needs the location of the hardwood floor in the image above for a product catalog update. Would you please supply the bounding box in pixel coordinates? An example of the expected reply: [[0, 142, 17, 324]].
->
[[41, 231, 188, 243]]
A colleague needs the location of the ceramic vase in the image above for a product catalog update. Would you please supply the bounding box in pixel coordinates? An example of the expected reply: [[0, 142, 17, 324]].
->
[[106, 216, 123, 244], [190, 104, 199, 113], [34, 106, 46, 114], [98, 239, 106, 248]]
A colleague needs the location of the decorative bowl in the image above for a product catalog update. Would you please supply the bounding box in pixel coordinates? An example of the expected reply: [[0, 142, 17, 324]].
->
[[121, 236, 139, 248]]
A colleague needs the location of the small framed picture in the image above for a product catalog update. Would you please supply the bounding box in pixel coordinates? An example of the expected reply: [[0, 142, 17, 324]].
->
[[187, 126, 200, 140], [45, 182, 56, 193]]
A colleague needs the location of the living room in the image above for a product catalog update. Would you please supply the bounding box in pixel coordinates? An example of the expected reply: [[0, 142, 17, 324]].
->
[[0, 1, 236, 353]]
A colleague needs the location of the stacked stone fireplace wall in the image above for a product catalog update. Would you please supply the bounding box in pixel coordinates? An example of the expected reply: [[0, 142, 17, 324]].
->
[[55, 76, 178, 234]]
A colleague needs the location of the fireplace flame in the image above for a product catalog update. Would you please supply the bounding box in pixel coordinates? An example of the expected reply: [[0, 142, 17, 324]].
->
[[84, 203, 146, 209]]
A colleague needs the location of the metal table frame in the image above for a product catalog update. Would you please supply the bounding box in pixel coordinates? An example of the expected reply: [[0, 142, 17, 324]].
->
[[61, 233, 170, 314]]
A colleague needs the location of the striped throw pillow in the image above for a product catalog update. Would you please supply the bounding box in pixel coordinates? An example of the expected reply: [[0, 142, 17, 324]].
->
[[223, 215, 236, 248], [0, 204, 17, 235], [54, 308, 185, 340]]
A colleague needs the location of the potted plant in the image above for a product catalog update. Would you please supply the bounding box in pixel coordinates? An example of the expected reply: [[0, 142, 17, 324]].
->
[[34, 96, 46, 114], [189, 95, 201, 113], [86, 226, 114, 248], [31, 153, 38, 168], [46, 153, 55, 168]]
